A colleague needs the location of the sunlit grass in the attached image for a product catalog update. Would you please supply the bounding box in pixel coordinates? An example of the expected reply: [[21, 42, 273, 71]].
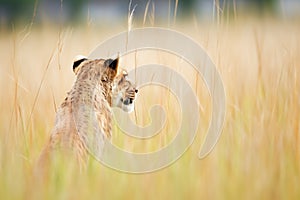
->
[[0, 18, 299, 199]]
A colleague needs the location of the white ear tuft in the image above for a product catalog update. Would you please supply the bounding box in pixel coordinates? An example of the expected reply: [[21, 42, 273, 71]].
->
[[72, 55, 88, 74], [73, 55, 87, 62], [122, 69, 128, 76]]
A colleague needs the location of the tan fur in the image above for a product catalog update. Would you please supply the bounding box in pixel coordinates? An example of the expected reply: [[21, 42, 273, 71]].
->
[[36, 59, 138, 174], [112, 69, 138, 113], [36, 58, 118, 172]]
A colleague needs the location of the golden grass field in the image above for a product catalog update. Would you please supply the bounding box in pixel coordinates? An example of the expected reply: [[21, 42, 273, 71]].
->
[[0, 17, 299, 199]]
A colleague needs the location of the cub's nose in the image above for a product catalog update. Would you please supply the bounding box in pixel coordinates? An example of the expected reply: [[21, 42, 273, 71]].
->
[[135, 89, 138, 93]]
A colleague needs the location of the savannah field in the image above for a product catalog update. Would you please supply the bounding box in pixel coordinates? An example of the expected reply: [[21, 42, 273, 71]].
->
[[0, 13, 300, 200]]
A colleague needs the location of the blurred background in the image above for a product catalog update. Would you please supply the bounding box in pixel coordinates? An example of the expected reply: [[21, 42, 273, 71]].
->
[[0, 1, 300, 200], [1, 0, 300, 27]]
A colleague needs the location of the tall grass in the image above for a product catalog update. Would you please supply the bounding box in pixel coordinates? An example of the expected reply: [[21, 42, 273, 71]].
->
[[0, 18, 299, 199]]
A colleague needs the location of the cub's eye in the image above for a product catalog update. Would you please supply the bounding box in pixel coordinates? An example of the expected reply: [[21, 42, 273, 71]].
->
[[123, 82, 130, 87]]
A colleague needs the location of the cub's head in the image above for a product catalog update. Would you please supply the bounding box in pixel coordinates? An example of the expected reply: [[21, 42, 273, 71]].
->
[[112, 69, 138, 113], [72, 55, 119, 105], [72, 55, 119, 83]]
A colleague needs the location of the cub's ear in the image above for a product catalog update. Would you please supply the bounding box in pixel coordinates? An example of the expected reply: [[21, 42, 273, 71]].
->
[[73, 55, 87, 74], [122, 69, 128, 77], [104, 57, 119, 70]]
